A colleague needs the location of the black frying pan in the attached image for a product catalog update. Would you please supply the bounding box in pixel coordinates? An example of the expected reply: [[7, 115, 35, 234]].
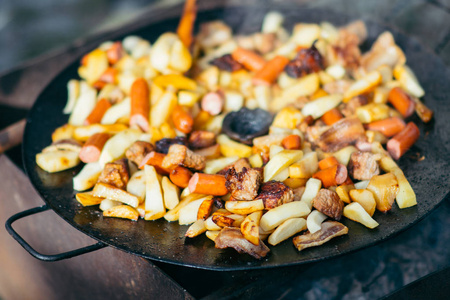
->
[[7, 5, 450, 271]]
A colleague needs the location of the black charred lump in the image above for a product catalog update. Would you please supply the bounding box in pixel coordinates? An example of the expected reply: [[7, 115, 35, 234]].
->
[[285, 44, 324, 78], [155, 137, 187, 154], [222, 108, 273, 145]]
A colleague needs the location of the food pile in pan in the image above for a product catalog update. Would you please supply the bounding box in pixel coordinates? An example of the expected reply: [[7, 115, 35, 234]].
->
[[35, 0, 433, 259]]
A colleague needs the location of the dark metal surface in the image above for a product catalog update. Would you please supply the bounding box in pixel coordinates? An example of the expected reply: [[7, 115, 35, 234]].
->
[[20, 6, 450, 270]]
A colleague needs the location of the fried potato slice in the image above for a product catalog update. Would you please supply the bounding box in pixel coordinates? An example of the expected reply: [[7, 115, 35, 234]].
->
[[76, 191, 104, 206], [103, 205, 139, 221], [268, 217, 306, 246], [240, 211, 263, 245]]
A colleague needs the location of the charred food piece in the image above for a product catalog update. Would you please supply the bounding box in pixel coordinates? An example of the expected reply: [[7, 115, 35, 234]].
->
[[125, 141, 154, 166], [222, 108, 273, 145], [312, 189, 344, 220], [210, 54, 243, 72], [98, 158, 130, 190], [215, 227, 270, 259], [317, 117, 366, 152], [217, 158, 252, 175], [348, 151, 381, 180], [293, 221, 348, 251], [155, 137, 187, 154], [162, 144, 206, 171], [225, 167, 263, 200], [188, 130, 216, 149], [285, 44, 324, 78], [256, 181, 294, 210]]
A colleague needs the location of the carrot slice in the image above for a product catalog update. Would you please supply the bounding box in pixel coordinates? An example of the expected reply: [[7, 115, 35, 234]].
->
[[386, 122, 420, 160], [172, 105, 194, 134], [98, 67, 118, 84], [170, 166, 193, 188], [252, 55, 290, 85], [139, 151, 171, 175], [84, 98, 112, 125], [388, 87, 415, 118], [321, 108, 343, 126], [130, 78, 150, 132], [281, 135, 302, 150], [312, 164, 348, 188], [79, 133, 111, 163], [366, 117, 406, 137], [231, 48, 266, 72], [177, 0, 197, 49], [106, 41, 124, 65], [188, 173, 228, 196], [318, 156, 339, 170]]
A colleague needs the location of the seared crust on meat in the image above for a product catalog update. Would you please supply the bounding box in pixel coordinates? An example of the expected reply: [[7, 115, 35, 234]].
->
[[188, 130, 216, 149], [312, 189, 344, 220], [255, 181, 294, 210], [162, 144, 206, 171], [215, 227, 270, 259], [126, 141, 154, 166], [293, 221, 348, 251], [225, 167, 262, 200], [217, 158, 251, 175], [98, 158, 130, 189], [317, 117, 366, 152], [348, 151, 380, 180]]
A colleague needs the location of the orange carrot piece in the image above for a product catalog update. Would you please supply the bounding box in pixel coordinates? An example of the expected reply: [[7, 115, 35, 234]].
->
[[321, 108, 343, 126], [177, 0, 197, 49], [172, 105, 194, 134], [130, 78, 150, 132], [312, 164, 348, 188], [99, 67, 118, 84], [84, 98, 112, 125], [366, 117, 406, 137], [92, 80, 107, 90], [318, 156, 339, 170], [281, 135, 302, 150], [78, 133, 111, 163], [139, 151, 171, 175], [81, 53, 89, 66], [169, 166, 193, 188], [188, 173, 228, 196], [387, 122, 420, 160], [106, 41, 124, 65], [231, 48, 266, 72], [388, 87, 416, 118], [252, 55, 290, 85]]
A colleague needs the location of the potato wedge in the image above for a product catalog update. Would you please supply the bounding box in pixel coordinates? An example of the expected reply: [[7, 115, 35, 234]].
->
[[289, 152, 318, 179], [240, 211, 263, 245], [144, 165, 166, 220], [161, 176, 180, 210], [99, 199, 122, 211], [349, 189, 376, 216], [260, 201, 310, 232], [126, 170, 146, 203], [76, 191, 104, 206], [300, 178, 322, 209], [268, 217, 306, 246], [271, 73, 319, 111], [52, 124, 75, 142], [73, 124, 128, 142], [336, 184, 355, 204], [343, 202, 379, 229], [179, 198, 205, 225], [205, 216, 222, 231], [205, 230, 220, 242], [225, 199, 265, 215], [343, 70, 382, 102], [101, 97, 131, 125], [151, 90, 178, 127], [302, 94, 343, 119], [98, 129, 142, 166], [164, 194, 210, 222], [366, 173, 399, 212], [93, 182, 139, 208], [69, 81, 97, 126], [333, 146, 357, 166], [306, 210, 328, 234], [185, 219, 207, 238], [393, 64, 424, 98], [217, 134, 252, 158], [204, 156, 239, 174], [63, 79, 80, 114], [103, 205, 139, 221], [264, 149, 303, 182], [73, 162, 103, 191], [36, 150, 80, 173]]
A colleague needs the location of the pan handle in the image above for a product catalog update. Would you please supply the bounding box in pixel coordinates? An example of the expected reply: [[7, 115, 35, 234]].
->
[[5, 205, 107, 261]]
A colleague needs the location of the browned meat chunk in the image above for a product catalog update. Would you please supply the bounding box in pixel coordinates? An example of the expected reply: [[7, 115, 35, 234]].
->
[[285, 44, 324, 78], [305, 125, 329, 144], [125, 141, 154, 166], [210, 54, 242, 72], [312, 189, 344, 220], [317, 117, 366, 152], [216, 158, 252, 175], [340, 95, 368, 118], [348, 151, 380, 180], [255, 181, 294, 210], [253, 32, 277, 54], [225, 167, 263, 201], [293, 186, 306, 201], [161, 144, 205, 171], [98, 158, 130, 189], [188, 130, 216, 149], [215, 227, 270, 259], [327, 27, 362, 72], [293, 221, 348, 251]]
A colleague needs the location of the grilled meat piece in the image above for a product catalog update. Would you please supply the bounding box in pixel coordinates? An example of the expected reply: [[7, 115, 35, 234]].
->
[[317, 117, 366, 152], [210, 54, 242, 72], [162, 144, 206, 171], [217, 158, 252, 175], [348, 151, 381, 180], [312, 189, 344, 220], [340, 95, 368, 118], [189, 130, 216, 149], [327, 27, 362, 72], [293, 221, 348, 251], [125, 141, 154, 166], [225, 167, 263, 201], [215, 227, 270, 259], [253, 32, 277, 54], [256, 181, 294, 210], [98, 158, 130, 189], [285, 44, 324, 78], [293, 186, 306, 201]]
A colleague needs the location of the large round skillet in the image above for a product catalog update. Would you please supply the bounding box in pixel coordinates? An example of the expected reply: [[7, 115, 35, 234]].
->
[[19, 6, 450, 270]]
